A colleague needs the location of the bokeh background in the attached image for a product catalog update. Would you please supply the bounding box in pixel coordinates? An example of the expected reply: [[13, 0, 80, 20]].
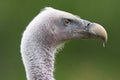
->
[[0, 0, 120, 80]]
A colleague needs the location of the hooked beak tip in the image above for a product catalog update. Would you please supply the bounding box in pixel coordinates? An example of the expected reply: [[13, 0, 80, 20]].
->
[[88, 23, 108, 44]]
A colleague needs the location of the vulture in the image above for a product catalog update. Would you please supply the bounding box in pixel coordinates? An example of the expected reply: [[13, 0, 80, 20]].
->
[[20, 7, 107, 80]]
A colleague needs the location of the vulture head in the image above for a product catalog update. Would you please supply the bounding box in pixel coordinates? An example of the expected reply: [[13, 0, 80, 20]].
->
[[31, 7, 107, 47]]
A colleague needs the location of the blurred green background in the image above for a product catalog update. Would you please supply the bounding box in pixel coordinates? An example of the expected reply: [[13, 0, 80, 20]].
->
[[0, 0, 120, 80]]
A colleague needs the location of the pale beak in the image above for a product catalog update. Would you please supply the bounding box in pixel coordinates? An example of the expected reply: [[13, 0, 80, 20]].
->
[[87, 23, 108, 46]]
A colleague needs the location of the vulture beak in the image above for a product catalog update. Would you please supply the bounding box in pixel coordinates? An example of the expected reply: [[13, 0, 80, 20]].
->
[[84, 23, 108, 46]]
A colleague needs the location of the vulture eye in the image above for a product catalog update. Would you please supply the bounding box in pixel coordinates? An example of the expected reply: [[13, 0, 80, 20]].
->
[[64, 19, 72, 26]]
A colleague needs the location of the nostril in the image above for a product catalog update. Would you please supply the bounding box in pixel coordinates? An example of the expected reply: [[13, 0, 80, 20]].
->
[[87, 23, 91, 26], [84, 23, 91, 31]]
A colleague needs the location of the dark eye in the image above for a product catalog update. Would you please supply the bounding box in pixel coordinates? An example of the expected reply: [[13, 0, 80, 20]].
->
[[64, 19, 72, 26]]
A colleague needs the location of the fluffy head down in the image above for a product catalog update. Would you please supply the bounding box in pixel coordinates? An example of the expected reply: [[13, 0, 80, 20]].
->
[[24, 7, 99, 47]]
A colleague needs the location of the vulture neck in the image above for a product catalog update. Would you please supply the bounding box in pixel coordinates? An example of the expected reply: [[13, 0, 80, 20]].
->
[[21, 29, 57, 80]]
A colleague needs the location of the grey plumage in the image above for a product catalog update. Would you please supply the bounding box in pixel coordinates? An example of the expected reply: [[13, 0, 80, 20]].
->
[[20, 7, 107, 80]]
